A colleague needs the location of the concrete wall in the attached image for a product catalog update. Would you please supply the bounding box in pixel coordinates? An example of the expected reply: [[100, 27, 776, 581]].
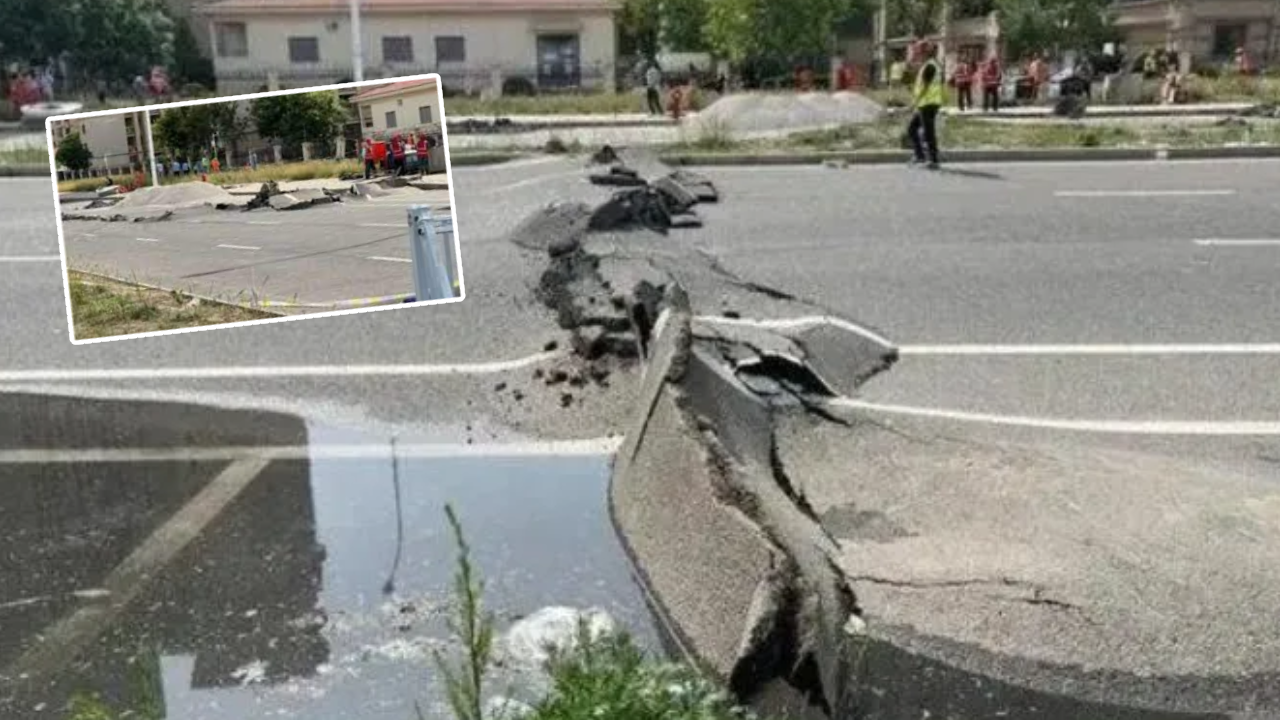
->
[[207, 9, 617, 94]]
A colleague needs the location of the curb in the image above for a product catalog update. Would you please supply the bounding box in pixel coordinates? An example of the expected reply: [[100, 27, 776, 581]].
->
[[448, 152, 529, 167], [69, 269, 289, 318], [659, 145, 1280, 166], [0, 165, 48, 177]]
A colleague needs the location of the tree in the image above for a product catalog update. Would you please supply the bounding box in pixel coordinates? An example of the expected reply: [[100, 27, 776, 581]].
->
[[55, 132, 93, 172], [252, 91, 347, 155], [0, 0, 77, 65], [705, 0, 853, 64], [172, 18, 214, 89], [885, 0, 946, 38], [154, 102, 249, 160], [63, 0, 174, 84], [995, 0, 1119, 61], [620, 0, 710, 60]]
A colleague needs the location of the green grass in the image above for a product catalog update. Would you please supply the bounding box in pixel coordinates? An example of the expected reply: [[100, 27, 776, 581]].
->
[[0, 146, 48, 166], [67, 271, 276, 339], [685, 116, 1280, 153], [56, 159, 364, 193]]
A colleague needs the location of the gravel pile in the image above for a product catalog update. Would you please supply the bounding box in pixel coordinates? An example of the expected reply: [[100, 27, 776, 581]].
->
[[693, 91, 885, 135], [116, 181, 237, 209]]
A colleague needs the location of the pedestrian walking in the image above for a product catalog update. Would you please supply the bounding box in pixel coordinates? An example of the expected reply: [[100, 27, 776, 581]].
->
[[980, 54, 1003, 112], [952, 55, 974, 112], [906, 40, 944, 170], [645, 62, 663, 116]]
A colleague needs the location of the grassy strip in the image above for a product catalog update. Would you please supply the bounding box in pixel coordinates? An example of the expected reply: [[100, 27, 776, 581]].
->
[[446, 91, 650, 117], [67, 271, 276, 339], [0, 146, 49, 166], [57, 159, 364, 193], [673, 116, 1280, 153]]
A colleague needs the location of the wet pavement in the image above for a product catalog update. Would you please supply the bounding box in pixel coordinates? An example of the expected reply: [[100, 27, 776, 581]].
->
[[0, 393, 659, 720]]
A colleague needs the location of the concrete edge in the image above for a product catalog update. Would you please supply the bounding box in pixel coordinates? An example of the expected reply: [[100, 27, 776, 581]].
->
[[659, 145, 1280, 166], [610, 288, 892, 719], [448, 152, 530, 167], [68, 268, 289, 319]]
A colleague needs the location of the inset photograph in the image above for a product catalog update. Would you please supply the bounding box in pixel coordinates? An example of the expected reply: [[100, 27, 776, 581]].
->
[[49, 74, 461, 343]]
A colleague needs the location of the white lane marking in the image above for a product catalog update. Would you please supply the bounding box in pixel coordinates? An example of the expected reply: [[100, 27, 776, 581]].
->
[[485, 171, 582, 194], [0, 352, 557, 382], [360, 222, 405, 228], [1054, 189, 1236, 198], [1193, 238, 1280, 247], [899, 344, 1280, 356], [246, 220, 280, 225], [831, 397, 1280, 436], [79, 233, 97, 238], [367, 255, 412, 263], [217, 243, 261, 251], [694, 314, 894, 348], [136, 237, 161, 243], [7, 458, 271, 678], [0, 255, 60, 262], [0, 438, 623, 465]]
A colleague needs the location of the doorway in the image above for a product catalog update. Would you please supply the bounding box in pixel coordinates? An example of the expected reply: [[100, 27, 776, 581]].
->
[[536, 34, 581, 89]]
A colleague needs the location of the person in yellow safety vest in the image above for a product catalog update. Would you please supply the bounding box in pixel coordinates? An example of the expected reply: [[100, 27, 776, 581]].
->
[[906, 39, 945, 170]]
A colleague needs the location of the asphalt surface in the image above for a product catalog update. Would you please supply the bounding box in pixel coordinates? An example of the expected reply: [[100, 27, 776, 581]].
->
[[3, 155, 1280, 716], [61, 188, 453, 308]]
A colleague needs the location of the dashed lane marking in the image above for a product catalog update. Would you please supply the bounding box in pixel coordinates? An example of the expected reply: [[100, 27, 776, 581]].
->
[[0, 255, 60, 262], [1193, 238, 1280, 247], [135, 237, 161, 243], [1054, 189, 1236, 198], [366, 255, 412, 263], [217, 243, 261, 251]]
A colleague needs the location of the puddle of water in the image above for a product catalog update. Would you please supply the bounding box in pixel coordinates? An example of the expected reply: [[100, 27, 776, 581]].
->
[[1, 409, 660, 720]]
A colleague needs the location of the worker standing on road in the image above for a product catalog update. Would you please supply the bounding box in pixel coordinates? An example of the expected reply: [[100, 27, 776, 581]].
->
[[416, 133, 430, 174], [644, 61, 663, 116], [952, 54, 974, 112], [906, 39, 944, 170], [980, 54, 1003, 112]]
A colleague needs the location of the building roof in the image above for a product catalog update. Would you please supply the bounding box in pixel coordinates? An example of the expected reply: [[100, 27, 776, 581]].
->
[[202, 0, 619, 15], [349, 78, 436, 103]]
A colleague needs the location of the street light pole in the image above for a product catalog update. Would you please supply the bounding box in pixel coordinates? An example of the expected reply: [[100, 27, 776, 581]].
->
[[349, 0, 364, 82], [142, 109, 159, 188]]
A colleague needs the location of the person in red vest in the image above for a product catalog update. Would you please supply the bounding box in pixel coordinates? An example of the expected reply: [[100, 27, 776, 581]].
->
[[391, 133, 409, 175], [836, 60, 856, 91], [952, 54, 975, 112], [362, 137, 376, 179], [980, 54, 1003, 113], [416, 133, 430, 174]]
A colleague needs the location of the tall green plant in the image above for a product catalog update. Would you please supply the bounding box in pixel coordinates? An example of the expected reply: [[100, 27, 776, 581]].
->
[[425, 504, 497, 720]]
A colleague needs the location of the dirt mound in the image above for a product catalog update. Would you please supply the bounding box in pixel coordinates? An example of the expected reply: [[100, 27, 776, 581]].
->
[[695, 92, 884, 135], [116, 182, 237, 209]]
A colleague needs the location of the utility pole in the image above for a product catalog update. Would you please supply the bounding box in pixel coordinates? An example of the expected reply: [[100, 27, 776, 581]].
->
[[142, 109, 159, 188], [350, 0, 364, 82]]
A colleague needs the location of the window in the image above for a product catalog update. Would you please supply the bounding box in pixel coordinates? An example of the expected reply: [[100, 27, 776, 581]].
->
[[418, 105, 433, 124], [385, 111, 397, 129], [215, 22, 248, 57], [361, 105, 373, 129], [435, 36, 466, 64], [288, 36, 320, 63], [382, 36, 414, 63]]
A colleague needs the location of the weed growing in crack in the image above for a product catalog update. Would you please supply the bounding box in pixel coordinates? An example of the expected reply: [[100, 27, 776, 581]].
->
[[426, 504, 498, 720]]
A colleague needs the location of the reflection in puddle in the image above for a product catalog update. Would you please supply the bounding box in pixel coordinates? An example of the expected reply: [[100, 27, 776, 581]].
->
[[1, 410, 658, 720]]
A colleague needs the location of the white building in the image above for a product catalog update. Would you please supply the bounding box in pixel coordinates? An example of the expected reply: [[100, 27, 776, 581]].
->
[[51, 111, 161, 176], [200, 0, 620, 96], [350, 77, 441, 136]]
